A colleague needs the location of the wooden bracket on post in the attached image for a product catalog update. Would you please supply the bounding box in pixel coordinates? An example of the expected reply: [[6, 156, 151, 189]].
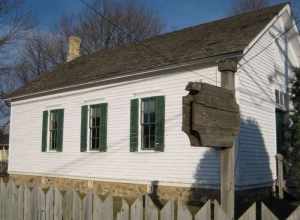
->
[[181, 58, 239, 219], [182, 83, 240, 147]]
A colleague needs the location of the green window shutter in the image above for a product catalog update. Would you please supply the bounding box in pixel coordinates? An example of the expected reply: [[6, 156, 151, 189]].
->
[[99, 103, 108, 152], [130, 99, 139, 152], [41, 111, 48, 152], [56, 109, 64, 152], [81, 105, 88, 152], [155, 96, 165, 151]]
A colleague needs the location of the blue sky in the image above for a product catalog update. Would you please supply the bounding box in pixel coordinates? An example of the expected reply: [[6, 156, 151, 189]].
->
[[25, 0, 288, 32]]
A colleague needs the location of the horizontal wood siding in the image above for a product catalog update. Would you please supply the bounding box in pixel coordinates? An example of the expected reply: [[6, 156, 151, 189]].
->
[[8, 66, 222, 188], [236, 14, 295, 188]]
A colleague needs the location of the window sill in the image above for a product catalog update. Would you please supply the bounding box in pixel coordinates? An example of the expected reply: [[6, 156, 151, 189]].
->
[[44, 151, 60, 153], [85, 150, 102, 153], [135, 149, 162, 153]]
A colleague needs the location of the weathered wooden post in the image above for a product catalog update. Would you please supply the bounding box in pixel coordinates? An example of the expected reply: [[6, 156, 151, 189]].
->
[[182, 58, 239, 220], [276, 153, 284, 199], [218, 59, 238, 220]]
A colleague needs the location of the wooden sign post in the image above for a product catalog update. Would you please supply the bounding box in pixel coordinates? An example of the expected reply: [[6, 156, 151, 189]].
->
[[182, 58, 239, 220], [219, 59, 238, 220]]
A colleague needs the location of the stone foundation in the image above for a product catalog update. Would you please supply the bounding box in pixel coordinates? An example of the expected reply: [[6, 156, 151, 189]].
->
[[9, 174, 272, 205]]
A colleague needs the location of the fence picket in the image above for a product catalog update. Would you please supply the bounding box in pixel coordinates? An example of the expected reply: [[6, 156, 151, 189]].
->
[[62, 190, 73, 220], [130, 197, 143, 220], [103, 195, 113, 220], [32, 186, 45, 220], [116, 199, 129, 220], [7, 181, 18, 220], [54, 188, 62, 220], [4, 180, 300, 220], [145, 195, 159, 220], [17, 185, 24, 220], [24, 186, 32, 220], [177, 200, 192, 220], [214, 200, 230, 220], [195, 200, 211, 220], [0, 180, 7, 220], [261, 203, 279, 220], [46, 187, 54, 220], [72, 190, 83, 220], [83, 192, 93, 220], [92, 193, 103, 220], [161, 200, 175, 220], [239, 203, 256, 220], [287, 206, 300, 220]]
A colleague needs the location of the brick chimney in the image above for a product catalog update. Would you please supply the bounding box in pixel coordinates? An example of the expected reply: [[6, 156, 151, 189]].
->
[[67, 36, 81, 62]]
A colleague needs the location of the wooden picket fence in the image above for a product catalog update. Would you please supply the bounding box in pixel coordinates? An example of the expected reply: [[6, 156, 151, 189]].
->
[[0, 145, 8, 177], [1, 180, 300, 220]]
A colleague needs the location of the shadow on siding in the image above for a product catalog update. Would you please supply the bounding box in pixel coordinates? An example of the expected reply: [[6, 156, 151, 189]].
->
[[190, 119, 273, 208]]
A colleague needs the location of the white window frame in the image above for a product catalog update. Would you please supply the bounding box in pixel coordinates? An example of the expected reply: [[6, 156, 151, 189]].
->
[[87, 104, 102, 152], [140, 97, 157, 151], [132, 91, 163, 152], [83, 99, 106, 152], [45, 106, 62, 153]]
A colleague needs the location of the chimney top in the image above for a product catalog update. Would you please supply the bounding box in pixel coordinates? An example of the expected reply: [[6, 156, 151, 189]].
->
[[67, 36, 81, 62]]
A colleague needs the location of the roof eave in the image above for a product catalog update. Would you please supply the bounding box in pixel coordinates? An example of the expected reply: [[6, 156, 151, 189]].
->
[[7, 51, 243, 103]]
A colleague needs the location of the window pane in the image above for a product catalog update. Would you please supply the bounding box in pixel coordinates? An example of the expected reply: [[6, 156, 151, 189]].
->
[[150, 135, 155, 148], [150, 112, 155, 123], [144, 134, 149, 149], [89, 105, 101, 150]]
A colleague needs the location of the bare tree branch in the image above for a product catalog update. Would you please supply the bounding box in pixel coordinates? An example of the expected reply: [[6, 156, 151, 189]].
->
[[13, 0, 164, 85], [0, 0, 34, 130]]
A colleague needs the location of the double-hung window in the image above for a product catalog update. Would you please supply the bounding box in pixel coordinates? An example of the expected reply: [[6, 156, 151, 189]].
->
[[141, 98, 156, 150], [80, 103, 108, 152], [130, 96, 165, 152], [41, 109, 64, 152], [49, 110, 59, 151]]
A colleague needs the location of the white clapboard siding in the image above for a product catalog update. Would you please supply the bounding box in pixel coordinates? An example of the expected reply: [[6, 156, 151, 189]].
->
[[9, 65, 221, 188], [8, 7, 297, 190], [235, 12, 295, 188]]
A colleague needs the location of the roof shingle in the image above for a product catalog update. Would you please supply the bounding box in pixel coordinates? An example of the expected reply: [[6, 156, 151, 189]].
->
[[8, 3, 287, 100]]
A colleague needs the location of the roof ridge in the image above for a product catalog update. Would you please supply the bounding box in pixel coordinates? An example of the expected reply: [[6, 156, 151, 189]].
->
[[82, 2, 288, 59], [148, 3, 287, 37]]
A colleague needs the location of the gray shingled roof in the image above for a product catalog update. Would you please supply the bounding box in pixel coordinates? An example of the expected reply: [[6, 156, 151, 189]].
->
[[8, 3, 286, 101]]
